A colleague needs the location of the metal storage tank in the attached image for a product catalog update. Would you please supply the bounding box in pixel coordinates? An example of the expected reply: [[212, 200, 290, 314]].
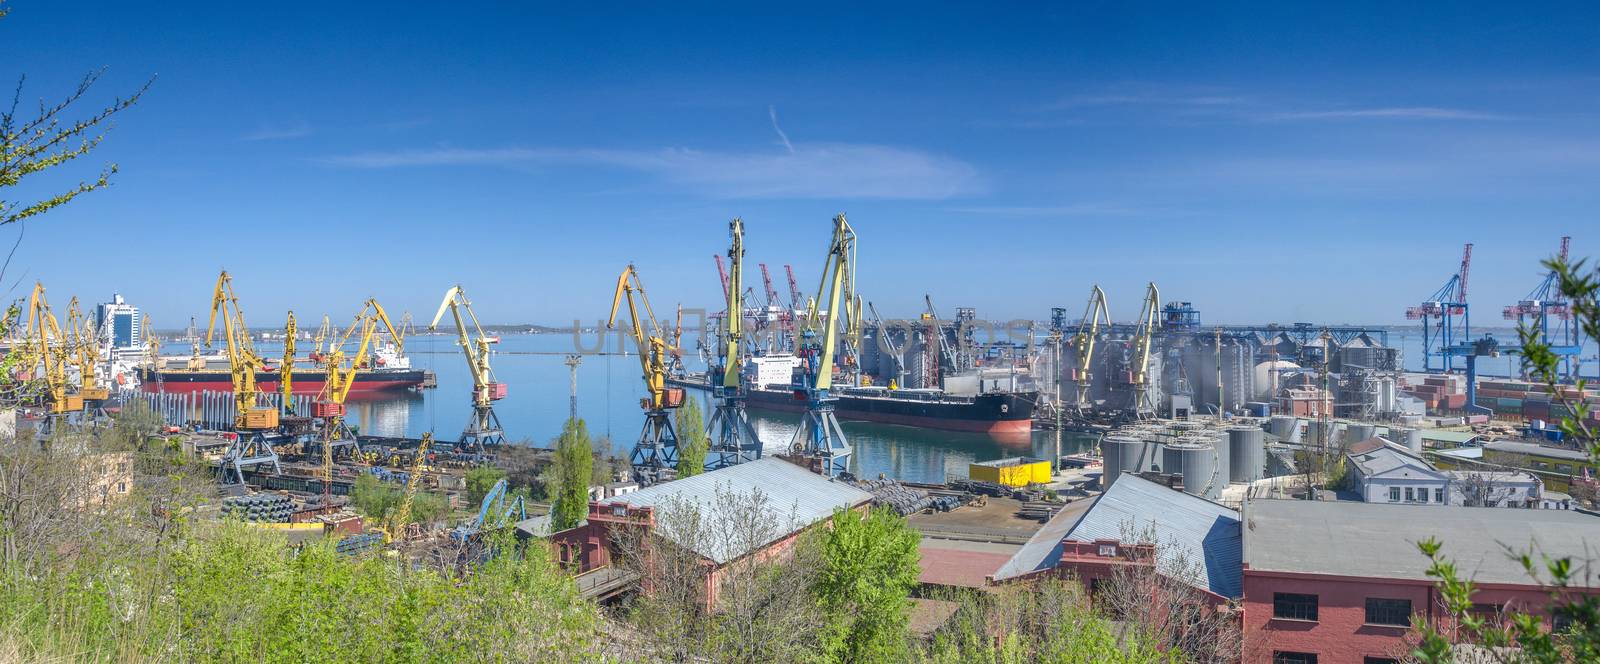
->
[[1228, 427, 1266, 483], [1393, 427, 1423, 453], [1346, 423, 1377, 444], [1165, 443, 1222, 499], [1100, 436, 1145, 488], [1269, 415, 1300, 442]]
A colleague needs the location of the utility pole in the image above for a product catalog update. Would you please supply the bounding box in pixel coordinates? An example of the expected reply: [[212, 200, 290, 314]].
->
[[564, 354, 582, 422]]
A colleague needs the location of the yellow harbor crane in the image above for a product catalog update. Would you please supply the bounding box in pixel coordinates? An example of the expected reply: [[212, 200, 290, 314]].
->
[[26, 282, 79, 418], [430, 286, 504, 450], [314, 312, 377, 502], [1067, 285, 1111, 411], [281, 311, 297, 415], [706, 218, 762, 468], [65, 296, 110, 405], [386, 432, 433, 544], [608, 263, 686, 483], [1117, 282, 1161, 417], [204, 271, 282, 484], [340, 298, 405, 362], [788, 214, 856, 477]]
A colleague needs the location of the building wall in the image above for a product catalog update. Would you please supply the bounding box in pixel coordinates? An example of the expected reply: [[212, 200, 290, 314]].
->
[[1243, 569, 1570, 664], [1358, 475, 1447, 505]]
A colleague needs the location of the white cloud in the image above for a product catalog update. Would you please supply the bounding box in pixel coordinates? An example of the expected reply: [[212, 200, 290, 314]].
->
[[241, 123, 313, 141], [320, 143, 984, 200], [1257, 107, 1505, 122]]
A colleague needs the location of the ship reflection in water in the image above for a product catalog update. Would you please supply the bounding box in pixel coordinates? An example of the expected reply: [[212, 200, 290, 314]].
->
[[346, 392, 421, 438], [739, 403, 1097, 484]]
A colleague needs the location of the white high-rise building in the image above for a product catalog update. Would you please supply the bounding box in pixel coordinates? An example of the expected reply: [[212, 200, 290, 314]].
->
[[95, 294, 143, 361]]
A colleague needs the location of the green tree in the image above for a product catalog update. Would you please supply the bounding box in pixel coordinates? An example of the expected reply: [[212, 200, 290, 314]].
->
[[465, 464, 507, 507], [675, 397, 708, 477], [1, 4, 152, 227], [1414, 254, 1600, 663], [813, 506, 922, 663], [552, 417, 593, 531]]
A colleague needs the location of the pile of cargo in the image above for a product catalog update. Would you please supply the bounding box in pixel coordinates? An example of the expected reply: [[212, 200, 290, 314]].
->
[[853, 478, 936, 516], [334, 532, 383, 557], [1401, 374, 1467, 411], [1477, 379, 1599, 426], [221, 494, 294, 523]]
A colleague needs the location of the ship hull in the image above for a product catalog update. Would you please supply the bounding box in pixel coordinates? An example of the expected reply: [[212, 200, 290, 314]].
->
[[672, 376, 1036, 434], [137, 367, 426, 395]]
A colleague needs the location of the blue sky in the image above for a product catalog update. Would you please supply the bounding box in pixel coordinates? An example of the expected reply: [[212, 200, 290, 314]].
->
[[3, 2, 1597, 328]]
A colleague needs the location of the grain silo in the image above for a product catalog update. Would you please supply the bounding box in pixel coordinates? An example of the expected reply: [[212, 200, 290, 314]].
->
[[1228, 426, 1266, 483]]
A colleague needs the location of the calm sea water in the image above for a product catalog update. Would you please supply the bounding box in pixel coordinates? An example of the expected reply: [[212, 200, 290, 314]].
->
[[158, 322, 1593, 484], [163, 332, 1098, 484]]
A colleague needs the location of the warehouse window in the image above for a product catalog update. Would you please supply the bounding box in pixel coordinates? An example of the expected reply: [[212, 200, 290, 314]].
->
[[1390, 487, 1401, 502], [1273, 593, 1318, 621], [1365, 598, 1412, 626], [1273, 653, 1317, 664], [1405, 487, 1415, 502], [1364, 658, 1399, 664], [1435, 488, 1445, 503]]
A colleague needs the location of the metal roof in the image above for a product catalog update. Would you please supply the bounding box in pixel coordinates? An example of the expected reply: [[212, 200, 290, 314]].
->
[[1421, 430, 1481, 445], [602, 457, 873, 564], [1347, 439, 1445, 479], [991, 496, 1099, 583], [1243, 498, 1600, 584], [1485, 441, 1590, 462], [989, 475, 1242, 596], [1064, 475, 1242, 598]]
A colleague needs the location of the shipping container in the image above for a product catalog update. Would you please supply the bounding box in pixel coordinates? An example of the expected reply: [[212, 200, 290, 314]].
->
[[969, 457, 1052, 488]]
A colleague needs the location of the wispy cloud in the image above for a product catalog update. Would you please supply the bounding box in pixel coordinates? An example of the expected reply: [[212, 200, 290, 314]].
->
[[241, 123, 313, 141], [950, 202, 1183, 218], [768, 105, 795, 155], [1029, 84, 1511, 125], [320, 143, 984, 200], [1257, 107, 1505, 122]]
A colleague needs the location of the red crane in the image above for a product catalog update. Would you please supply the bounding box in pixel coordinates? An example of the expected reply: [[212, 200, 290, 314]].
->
[[714, 254, 729, 300], [758, 263, 779, 307], [784, 264, 802, 309]]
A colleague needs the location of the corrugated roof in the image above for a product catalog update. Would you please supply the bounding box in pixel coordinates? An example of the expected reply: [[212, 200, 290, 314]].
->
[[602, 457, 873, 564], [991, 496, 1098, 583], [1421, 430, 1481, 445], [1485, 441, 1590, 462], [1243, 498, 1600, 584], [1348, 438, 1443, 479], [1063, 475, 1242, 598]]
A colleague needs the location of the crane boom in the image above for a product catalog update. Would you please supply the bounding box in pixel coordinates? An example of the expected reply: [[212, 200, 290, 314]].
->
[[281, 311, 296, 414], [387, 432, 433, 544], [607, 265, 675, 409], [788, 214, 857, 476], [784, 264, 802, 310], [1070, 285, 1111, 408], [429, 285, 505, 449], [722, 219, 745, 390], [203, 271, 276, 430]]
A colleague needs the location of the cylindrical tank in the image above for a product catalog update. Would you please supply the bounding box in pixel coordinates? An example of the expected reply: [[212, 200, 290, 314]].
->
[[1269, 415, 1299, 442], [1228, 427, 1266, 483], [1165, 443, 1221, 499], [1346, 423, 1377, 444], [1392, 427, 1423, 453], [1101, 436, 1144, 488]]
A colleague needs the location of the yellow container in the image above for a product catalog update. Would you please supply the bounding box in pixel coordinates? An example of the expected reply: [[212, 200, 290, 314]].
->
[[968, 457, 1051, 488]]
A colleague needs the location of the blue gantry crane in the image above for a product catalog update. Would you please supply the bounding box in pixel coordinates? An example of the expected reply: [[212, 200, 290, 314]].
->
[[1504, 236, 1583, 382], [451, 478, 527, 542], [1406, 243, 1473, 373]]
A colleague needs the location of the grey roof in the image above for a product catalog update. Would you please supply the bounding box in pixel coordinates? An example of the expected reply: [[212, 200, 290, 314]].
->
[[1348, 439, 1444, 479], [1243, 498, 1600, 584], [992, 496, 1099, 583], [1485, 441, 1590, 462], [602, 457, 873, 564], [994, 475, 1242, 598], [1065, 475, 1242, 598]]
